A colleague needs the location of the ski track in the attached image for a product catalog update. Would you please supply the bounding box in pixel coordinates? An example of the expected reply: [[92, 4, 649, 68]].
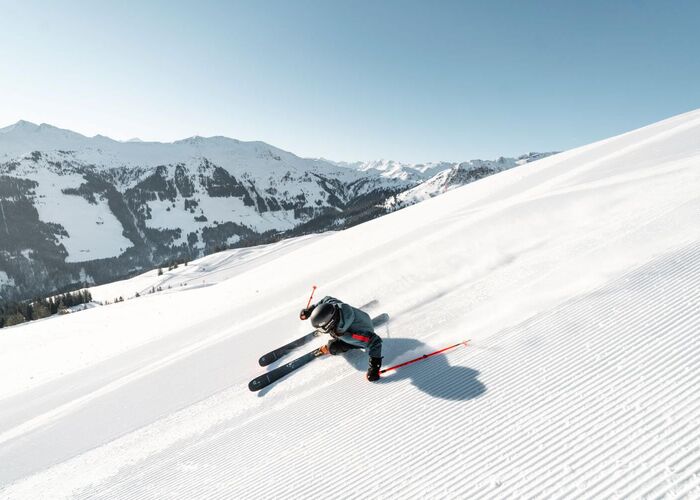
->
[[62, 242, 700, 499]]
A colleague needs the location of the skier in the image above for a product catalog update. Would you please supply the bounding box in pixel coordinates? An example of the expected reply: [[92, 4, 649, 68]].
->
[[300, 296, 383, 381]]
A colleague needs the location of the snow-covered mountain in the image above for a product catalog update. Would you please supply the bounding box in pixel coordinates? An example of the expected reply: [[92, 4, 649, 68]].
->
[[0, 110, 698, 498], [336, 152, 556, 185], [0, 121, 405, 303], [384, 152, 557, 209], [0, 121, 549, 304], [333, 158, 454, 182]]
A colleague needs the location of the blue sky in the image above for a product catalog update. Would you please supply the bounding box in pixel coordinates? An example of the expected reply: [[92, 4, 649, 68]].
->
[[1, 0, 699, 162]]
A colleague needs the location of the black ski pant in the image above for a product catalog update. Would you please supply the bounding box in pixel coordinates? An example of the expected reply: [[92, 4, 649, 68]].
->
[[327, 338, 362, 355]]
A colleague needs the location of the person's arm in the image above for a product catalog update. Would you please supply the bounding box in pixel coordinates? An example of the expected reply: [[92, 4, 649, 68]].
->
[[299, 305, 315, 320], [299, 296, 338, 320]]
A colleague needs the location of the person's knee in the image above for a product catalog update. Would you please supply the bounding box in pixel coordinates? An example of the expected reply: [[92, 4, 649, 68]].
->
[[328, 339, 349, 355]]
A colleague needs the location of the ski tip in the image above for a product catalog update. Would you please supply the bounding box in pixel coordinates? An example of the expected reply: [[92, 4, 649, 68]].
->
[[372, 313, 390, 326], [248, 378, 265, 392], [360, 299, 379, 309]]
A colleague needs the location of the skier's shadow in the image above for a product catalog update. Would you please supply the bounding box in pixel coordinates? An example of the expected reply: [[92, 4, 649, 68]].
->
[[344, 337, 486, 401]]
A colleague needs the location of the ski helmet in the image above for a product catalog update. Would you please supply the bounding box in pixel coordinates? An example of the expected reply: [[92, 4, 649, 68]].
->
[[310, 303, 340, 332]]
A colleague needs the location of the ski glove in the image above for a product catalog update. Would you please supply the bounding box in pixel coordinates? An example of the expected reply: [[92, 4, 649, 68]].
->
[[299, 305, 316, 320], [366, 356, 382, 382]]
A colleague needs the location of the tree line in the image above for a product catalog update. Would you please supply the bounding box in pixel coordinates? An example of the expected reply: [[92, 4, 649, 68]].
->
[[0, 289, 93, 328]]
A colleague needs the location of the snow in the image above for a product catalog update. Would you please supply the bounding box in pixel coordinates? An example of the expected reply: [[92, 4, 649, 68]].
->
[[145, 194, 298, 246], [337, 158, 455, 182], [88, 233, 331, 302], [387, 167, 454, 206], [0, 121, 372, 186], [1, 110, 700, 498], [29, 168, 133, 262], [0, 120, 406, 257], [0, 271, 14, 288]]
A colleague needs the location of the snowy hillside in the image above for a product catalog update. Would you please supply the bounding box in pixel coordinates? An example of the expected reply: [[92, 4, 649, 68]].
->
[[88, 233, 331, 303], [1, 110, 699, 498], [0, 121, 548, 304], [0, 121, 407, 303]]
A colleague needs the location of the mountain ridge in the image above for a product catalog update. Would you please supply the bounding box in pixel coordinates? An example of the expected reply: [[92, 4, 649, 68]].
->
[[0, 120, 553, 304]]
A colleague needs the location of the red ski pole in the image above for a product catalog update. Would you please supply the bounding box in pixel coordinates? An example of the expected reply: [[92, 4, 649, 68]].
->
[[305, 285, 317, 309], [380, 340, 469, 374]]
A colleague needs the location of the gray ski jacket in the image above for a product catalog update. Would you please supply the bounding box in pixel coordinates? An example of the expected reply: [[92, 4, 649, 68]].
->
[[317, 296, 383, 358]]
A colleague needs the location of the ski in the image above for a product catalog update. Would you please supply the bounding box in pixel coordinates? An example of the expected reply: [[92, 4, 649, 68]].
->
[[249, 313, 390, 392], [258, 330, 321, 366], [258, 300, 380, 366], [249, 347, 327, 392]]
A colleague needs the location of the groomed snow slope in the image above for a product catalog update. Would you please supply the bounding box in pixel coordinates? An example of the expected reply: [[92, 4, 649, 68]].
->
[[1, 110, 700, 498], [88, 233, 331, 303]]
